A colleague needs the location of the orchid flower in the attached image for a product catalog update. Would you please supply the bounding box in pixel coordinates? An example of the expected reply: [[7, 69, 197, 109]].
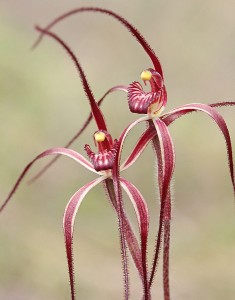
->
[[0, 27, 153, 300], [33, 7, 235, 300]]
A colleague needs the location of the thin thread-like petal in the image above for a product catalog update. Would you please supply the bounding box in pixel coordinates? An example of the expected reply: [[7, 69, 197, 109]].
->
[[163, 220, 171, 300], [162, 101, 235, 126], [112, 164, 130, 299], [110, 116, 149, 300], [163, 103, 235, 194], [33, 7, 164, 77], [120, 178, 150, 299], [151, 130, 172, 300], [149, 119, 175, 288], [35, 26, 107, 131], [121, 127, 156, 171], [116, 116, 150, 167], [63, 176, 105, 300], [103, 179, 144, 279], [0, 147, 97, 213]]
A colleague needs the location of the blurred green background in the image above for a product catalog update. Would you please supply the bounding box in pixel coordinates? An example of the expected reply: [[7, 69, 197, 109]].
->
[[0, 1, 235, 299]]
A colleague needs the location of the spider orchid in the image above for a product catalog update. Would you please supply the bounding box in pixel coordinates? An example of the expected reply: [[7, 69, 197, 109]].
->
[[0, 28, 154, 300], [33, 7, 235, 300]]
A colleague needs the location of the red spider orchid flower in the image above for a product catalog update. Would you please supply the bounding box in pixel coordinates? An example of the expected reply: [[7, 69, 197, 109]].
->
[[0, 28, 152, 300], [32, 7, 235, 300]]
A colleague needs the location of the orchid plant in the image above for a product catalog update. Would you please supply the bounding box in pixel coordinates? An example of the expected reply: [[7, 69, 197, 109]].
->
[[1, 28, 151, 300], [1, 6, 235, 300]]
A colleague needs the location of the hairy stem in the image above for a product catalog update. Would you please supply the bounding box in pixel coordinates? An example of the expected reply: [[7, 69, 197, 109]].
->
[[163, 219, 171, 300]]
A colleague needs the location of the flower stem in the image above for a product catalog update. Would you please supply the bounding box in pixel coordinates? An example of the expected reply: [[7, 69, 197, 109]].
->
[[163, 219, 171, 300]]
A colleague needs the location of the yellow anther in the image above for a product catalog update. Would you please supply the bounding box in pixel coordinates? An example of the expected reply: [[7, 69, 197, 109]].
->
[[94, 131, 106, 142], [140, 70, 152, 81]]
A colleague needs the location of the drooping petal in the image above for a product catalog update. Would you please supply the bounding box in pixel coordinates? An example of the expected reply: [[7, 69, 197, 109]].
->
[[121, 127, 156, 171], [162, 101, 235, 126], [109, 116, 150, 300], [149, 119, 175, 288], [112, 162, 130, 300], [103, 178, 143, 279], [0, 147, 97, 213], [163, 220, 171, 300], [35, 26, 107, 132], [120, 178, 150, 299], [153, 119, 175, 201], [115, 116, 150, 167], [33, 7, 164, 77], [162, 103, 235, 194], [63, 176, 105, 300], [29, 85, 128, 184], [151, 129, 172, 300]]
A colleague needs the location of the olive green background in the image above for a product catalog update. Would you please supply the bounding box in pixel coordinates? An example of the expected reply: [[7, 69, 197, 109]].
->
[[0, 1, 235, 299]]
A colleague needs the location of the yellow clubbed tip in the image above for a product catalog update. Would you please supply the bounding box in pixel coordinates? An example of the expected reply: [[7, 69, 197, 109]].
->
[[140, 70, 152, 81], [94, 131, 106, 142]]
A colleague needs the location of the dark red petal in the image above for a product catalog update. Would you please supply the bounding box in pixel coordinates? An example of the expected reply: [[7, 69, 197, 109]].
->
[[0, 147, 96, 213], [63, 177, 104, 300], [29, 85, 128, 184], [115, 116, 150, 173], [150, 129, 172, 297], [110, 116, 150, 299], [120, 178, 150, 299], [111, 168, 130, 299], [35, 26, 107, 132], [149, 119, 175, 287], [163, 220, 171, 300], [162, 103, 235, 194], [33, 7, 164, 78], [103, 179, 143, 280], [128, 82, 161, 114], [121, 127, 156, 171], [162, 101, 235, 126]]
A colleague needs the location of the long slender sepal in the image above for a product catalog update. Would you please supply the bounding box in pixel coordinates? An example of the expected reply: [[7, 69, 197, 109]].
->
[[163, 220, 171, 300], [162, 101, 235, 126], [109, 116, 150, 300], [103, 179, 144, 279], [35, 26, 107, 131], [149, 119, 175, 293], [112, 161, 130, 300], [0, 147, 97, 213], [163, 103, 235, 194], [33, 7, 163, 77], [63, 176, 105, 300], [121, 126, 156, 171], [120, 178, 150, 299]]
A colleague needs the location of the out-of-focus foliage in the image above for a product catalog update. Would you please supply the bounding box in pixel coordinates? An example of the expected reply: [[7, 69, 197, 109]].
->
[[0, 1, 235, 299]]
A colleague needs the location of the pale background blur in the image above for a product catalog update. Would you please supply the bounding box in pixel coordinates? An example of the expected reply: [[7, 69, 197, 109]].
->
[[0, 1, 235, 299]]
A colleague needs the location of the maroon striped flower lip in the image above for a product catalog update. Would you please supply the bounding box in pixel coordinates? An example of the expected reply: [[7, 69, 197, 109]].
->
[[127, 68, 167, 117], [85, 130, 118, 172]]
